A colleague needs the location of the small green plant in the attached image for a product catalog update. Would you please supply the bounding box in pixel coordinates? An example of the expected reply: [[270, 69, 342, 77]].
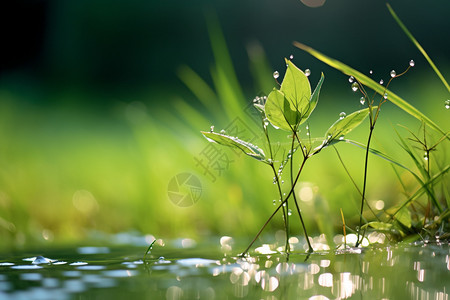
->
[[294, 4, 449, 244], [201, 59, 373, 255]]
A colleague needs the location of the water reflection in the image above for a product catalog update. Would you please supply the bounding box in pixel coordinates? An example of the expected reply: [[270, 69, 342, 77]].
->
[[0, 235, 448, 299]]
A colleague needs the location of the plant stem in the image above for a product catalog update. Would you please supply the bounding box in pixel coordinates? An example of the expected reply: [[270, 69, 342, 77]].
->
[[262, 120, 289, 246], [356, 127, 374, 247], [290, 132, 313, 252], [241, 157, 312, 256]]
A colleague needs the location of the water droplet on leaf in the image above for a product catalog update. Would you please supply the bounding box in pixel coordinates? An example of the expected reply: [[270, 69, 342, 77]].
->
[[220, 129, 225, 134], [351, 82, 359, 92], [383, 93, 388, 100], [305, 69, 311, 76], [339, 112, 346, 119], [348, 76, 354, 83], [445, 99, 450, 109], [273, 71, 280, 79], [390, 70, 396, 77], [379, 79, 384, 85], [210, 126, 214, 132], [409, 60, 415, 67], [360, 97, 365, 105]]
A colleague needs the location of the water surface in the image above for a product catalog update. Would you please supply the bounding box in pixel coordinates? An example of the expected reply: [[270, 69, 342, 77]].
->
[[0, 235, 448, 299]]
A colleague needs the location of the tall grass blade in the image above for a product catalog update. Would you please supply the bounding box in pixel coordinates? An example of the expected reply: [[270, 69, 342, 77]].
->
[[386, 3, 450, 93], [207, 14, 246, 118], [293, 42, 445, 136], [391, 165, 449, 218], [177, 65, 219, 115]]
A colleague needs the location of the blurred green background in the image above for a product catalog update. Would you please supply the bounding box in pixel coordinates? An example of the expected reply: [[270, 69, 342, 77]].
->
[[0, 0, 449, 251]]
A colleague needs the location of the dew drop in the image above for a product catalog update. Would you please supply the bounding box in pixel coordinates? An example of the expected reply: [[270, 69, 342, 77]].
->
[[445, 99, 450, 109], [348, 76, 354, 83], [351, 82, 359, 92], [369, 70, 373, 75], [273, 71, 280, 79], [360, 96, 365, 105], [423, 152, 428, 161], [339, 112, 346, 119], [305, 69, 311, 77], [390, 70, 396, 77], [210, 125, 214, 132], [383, 93, 388, 100], [288, 209, 292, 216], [289, 54, 294, 60], [379, 79, 384, 85], [409, 60, 415, 67], [220, 129, 225, 134], [273, 200, 277, 205]]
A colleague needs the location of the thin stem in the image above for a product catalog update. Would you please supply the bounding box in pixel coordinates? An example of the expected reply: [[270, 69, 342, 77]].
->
[[290, 131, 313, 252], [241, 157, 311, 256], [356, 127, 374, 247], [262, 118, 289, 241]]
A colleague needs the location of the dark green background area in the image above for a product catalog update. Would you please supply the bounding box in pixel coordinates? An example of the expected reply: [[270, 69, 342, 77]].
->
[[2, 0, 449, 103]]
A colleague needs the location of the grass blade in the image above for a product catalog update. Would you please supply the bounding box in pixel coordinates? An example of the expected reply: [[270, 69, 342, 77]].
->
[[293, 42, 445, 136], [387, 3, 450, 93]]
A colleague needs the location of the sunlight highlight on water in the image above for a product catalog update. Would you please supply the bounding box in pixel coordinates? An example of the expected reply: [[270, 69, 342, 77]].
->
[[0, 233, 448, 299]]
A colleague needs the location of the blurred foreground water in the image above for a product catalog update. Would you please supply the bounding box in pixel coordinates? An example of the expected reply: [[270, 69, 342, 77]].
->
[[0, 232, 448, 299]]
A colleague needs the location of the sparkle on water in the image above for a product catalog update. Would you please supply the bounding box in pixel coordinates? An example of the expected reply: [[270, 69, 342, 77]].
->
[[0, 232, 448, 299], [289, 54, 294, 60]]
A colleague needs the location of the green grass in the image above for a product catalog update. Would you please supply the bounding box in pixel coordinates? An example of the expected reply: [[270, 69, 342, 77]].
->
[[0, 9, 448, 252]]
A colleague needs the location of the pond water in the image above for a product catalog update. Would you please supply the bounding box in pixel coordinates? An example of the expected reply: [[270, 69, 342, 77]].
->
[[0, 233, 449, 300]]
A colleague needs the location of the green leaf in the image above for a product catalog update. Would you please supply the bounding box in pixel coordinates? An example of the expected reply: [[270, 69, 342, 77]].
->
[[324, 107, 373, 143], [301, 72, 324, 124], [265, 89, 299, 131], [264, 60, 323, 131], [294, 42, 445, 136], [201, 131, 266, 162], [366, 222, 393, 231], [280, 59, 311, 112]]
